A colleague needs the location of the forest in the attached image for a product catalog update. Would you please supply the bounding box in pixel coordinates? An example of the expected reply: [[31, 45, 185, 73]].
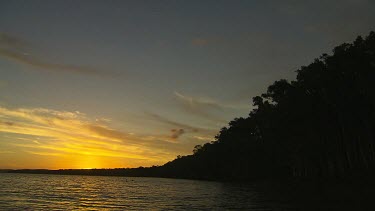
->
[[9, 31, 375, 181]]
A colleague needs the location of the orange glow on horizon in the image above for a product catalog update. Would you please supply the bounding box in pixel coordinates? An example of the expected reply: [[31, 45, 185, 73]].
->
[[0, 105, 187, 169]]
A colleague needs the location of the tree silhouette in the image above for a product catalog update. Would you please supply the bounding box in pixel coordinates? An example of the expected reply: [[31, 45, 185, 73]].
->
[[159, 31, 375, 180]]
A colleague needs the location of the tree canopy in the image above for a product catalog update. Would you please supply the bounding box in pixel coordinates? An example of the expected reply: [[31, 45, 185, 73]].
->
[[159, 31, 375, 180]]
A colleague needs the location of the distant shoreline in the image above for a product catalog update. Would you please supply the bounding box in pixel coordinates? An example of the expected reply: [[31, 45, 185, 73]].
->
[[3, 168, 375, 185], [1, 168, 215, 181]]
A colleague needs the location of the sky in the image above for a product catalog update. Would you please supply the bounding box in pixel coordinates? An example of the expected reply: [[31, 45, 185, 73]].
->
[[0, 0, 374, 169]]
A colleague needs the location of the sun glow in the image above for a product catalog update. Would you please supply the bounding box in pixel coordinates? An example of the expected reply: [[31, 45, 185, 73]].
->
[[0, 106, 178, 169], [76, 156, 101, 169]]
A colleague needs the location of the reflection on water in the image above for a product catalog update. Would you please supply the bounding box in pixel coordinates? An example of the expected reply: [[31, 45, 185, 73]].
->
[[0, 173, 372, 210], [0, 173, 260, 210]]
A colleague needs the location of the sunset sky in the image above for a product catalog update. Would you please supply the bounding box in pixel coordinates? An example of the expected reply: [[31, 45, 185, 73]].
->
[[1, 0, 374, 169]]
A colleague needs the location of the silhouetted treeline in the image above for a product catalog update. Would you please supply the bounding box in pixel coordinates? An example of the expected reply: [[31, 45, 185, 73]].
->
[[161, 31, 375, 180], [6, 32, 375, 181], [6, 167, 165, 177]]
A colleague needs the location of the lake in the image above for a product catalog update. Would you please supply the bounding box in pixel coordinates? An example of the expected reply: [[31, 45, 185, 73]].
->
[[0, 173, 372, 210]]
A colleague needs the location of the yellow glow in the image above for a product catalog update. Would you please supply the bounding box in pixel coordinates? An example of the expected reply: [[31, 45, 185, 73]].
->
[[0, 105, 183, 169], [76, 156, 101, 169]]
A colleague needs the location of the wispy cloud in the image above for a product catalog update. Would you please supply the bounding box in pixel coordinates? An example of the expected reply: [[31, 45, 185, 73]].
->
[[170, 128, 185, 139], [144, 111, 217, 139], [191, 36, 223, 46], [174, 91, 248, 124], [0, 33, 26, 49], [0, 32, 104, 76], [0, 150, 14, 154], [191, 38, 209, 46], [0, 105, 185, 167], [175, 91, 226, 110], [193, 135, 215, 142], [0, 49, 101, 75]]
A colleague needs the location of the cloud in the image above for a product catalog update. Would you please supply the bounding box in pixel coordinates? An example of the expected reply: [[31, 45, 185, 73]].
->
[[191, 38, 209, 46], [144, 111, 219, 141], [0, 32, 105, 76], [174, 91, 241, 123], [0, 33, 26, 49], [0, 49, 102, 75], [193, 135, 214, 141], [174, 91, 226, 110], [145, 111, 216, 134], [2, 121, 14, 126], [191, 36, 223, 46], [170, 128, 185, 139], [0, 150, 14, 154], [0, 105, 186, 166]]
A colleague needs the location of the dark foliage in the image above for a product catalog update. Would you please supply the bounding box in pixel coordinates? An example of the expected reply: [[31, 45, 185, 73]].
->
[[158, 31, 375, 180]]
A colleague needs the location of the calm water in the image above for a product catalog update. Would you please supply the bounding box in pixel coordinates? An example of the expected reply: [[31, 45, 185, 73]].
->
[[0, 173, 371, 210]]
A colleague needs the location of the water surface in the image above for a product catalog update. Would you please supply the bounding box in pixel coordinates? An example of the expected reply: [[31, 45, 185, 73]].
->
[[0, 173, 371, 210]]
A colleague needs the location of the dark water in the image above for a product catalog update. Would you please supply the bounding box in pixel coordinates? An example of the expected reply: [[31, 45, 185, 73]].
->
[[0, 173, 372, 210]]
